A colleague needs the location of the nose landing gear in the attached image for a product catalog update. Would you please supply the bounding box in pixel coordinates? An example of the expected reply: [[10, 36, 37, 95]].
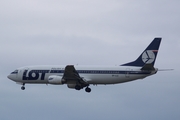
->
[[21, 83, 25, 90]]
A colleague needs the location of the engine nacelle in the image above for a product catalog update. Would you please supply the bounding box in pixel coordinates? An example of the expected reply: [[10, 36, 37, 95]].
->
[[67, 84, 76, 89], [48, 75, 64, 85]]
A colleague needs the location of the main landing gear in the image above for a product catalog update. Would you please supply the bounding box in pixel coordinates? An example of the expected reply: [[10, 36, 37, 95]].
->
[[21, 83, 25, 90], [75, 85, 91, 93], [85, 87, 91, 93]]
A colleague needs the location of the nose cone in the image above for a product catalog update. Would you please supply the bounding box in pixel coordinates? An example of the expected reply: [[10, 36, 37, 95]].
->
[[7, 74, 15, 81]]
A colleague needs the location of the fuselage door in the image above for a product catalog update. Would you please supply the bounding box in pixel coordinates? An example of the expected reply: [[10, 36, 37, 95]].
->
[[18, 68, 29, 80]]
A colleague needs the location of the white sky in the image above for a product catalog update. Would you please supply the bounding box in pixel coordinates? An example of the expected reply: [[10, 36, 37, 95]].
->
[[1, 0, 180, 120]]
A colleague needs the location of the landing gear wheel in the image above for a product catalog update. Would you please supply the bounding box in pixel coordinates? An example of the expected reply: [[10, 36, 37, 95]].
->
[[75, 85, 81, 90], [21, 86, 25, 90], [85, 87, 91, 93]]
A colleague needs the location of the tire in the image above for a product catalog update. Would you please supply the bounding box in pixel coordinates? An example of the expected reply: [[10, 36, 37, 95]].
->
[[85, 87, 91, 93]]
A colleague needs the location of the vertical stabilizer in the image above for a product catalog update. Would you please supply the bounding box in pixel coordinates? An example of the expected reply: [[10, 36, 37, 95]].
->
[[121, 38, 162, 67]]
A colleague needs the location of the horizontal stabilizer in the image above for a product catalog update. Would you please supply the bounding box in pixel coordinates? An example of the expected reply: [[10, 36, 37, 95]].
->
[[158, 69, 174, 71]]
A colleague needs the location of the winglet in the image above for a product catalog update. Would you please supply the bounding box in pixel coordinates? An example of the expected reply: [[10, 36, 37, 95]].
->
[[121, 38, 162, 67]]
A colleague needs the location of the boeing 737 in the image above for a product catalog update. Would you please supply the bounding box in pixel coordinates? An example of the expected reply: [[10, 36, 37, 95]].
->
[[7, 38, 161, 93]]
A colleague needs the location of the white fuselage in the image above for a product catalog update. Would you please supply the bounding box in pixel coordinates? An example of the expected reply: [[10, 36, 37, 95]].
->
[[8, 65, 157, 85]]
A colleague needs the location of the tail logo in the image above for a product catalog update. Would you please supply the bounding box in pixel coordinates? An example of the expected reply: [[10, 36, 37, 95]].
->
[[142, 50, 156, 64]]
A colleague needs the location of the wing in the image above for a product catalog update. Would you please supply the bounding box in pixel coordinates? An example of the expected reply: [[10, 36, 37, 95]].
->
[[62, 65, 87, 84]]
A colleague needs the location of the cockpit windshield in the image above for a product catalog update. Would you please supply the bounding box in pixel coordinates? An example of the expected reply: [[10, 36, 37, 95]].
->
[[11, 70, 18, 74]]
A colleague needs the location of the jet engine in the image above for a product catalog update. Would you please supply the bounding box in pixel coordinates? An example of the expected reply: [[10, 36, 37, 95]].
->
[[48, 75, 65, 84]]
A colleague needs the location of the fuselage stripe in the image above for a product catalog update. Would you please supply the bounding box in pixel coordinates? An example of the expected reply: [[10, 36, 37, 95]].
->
[[49, 70, 151, 75]]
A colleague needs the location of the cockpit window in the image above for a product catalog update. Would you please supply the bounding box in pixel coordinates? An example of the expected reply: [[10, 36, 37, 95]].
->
[[11, 70, 18, 74]]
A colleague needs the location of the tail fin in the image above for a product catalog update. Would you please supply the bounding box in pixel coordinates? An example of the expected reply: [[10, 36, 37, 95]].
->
[[121, 38, 162, 67]]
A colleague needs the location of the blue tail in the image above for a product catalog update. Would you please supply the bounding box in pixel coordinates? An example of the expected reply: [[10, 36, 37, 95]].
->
[[121, 38, 162, 67]]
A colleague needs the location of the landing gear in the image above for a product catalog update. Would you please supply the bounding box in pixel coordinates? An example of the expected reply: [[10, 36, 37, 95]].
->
[[21, 86, 25, 90], [85, 87, 91, 93], [75, 84, 91, 93], [75, 85, 81, 90], [21, 83, 25, 90]]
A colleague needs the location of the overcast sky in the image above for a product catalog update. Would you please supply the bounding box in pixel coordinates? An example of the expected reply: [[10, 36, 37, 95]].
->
[[1, 0, 180, 120]]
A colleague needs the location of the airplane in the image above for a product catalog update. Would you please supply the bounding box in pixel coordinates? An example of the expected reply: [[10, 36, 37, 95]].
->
[[7, 38, 161, 93]]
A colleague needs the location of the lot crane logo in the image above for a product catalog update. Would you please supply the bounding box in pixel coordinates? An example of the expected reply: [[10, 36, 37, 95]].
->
[[142, 50, 156, 64]]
